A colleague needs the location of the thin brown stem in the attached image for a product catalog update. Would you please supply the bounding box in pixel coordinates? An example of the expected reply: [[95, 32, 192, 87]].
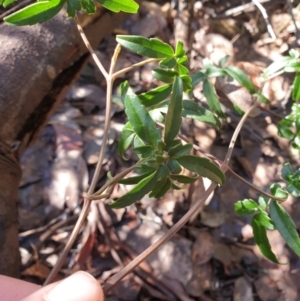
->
[[84, 160, 144, 200], [44, 200, 90, 285], [263, 70, 284, 83], [103, 105, 257, 294], [88, 44, 121, 194], [112, 58, 160, 80], [227, 169, 285, 203], [103, 184, 217, 293], [177, 129, 286, 202], [44, 20, 122, 286], [259, 106, 284, 120], [74, 15, 108, 80]]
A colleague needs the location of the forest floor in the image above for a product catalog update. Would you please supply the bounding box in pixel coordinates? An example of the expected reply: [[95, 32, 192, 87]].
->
[[18, 1, 300, 300]]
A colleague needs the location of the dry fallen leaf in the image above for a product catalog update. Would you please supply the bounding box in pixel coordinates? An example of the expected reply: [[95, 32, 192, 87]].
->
[[22, 262, 51, 279], [233, 277, 254, 301]]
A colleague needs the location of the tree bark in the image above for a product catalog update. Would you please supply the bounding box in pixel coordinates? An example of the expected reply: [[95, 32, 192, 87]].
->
[[0, 142, 21, 277], [0, 3, 141, 277]]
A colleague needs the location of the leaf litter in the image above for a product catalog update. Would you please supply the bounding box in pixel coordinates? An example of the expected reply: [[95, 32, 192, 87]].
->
[[18, 0, 300, 300]]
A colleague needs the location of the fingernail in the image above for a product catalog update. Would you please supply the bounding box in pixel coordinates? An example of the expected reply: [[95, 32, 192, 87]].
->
[[44, 271, 103, 301]]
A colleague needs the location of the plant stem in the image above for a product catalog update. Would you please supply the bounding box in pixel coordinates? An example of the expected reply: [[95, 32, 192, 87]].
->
[[103, 105, 257, 294], [44, 18, 121, 286], [88, 44, 120, 194], [44, 200, 90, 285], [75, 15, 108, 80], [85, 160, 144, 200], [112, 58, 160, 80], [259, 106, 284, 120], [176, 130, 286, 203], [226, 169, 286, 203]]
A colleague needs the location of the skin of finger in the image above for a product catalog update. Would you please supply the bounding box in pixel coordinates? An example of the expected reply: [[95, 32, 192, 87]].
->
[[21, 271, 104, 301], [0, 275, 42, 301]]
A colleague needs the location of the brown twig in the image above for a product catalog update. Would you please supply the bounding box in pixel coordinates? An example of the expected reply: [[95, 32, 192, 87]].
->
[[44, 17, 122, 286], [112, 58, 160, 79], [252, 0, 276, 40], [177, 128, 286, 203]]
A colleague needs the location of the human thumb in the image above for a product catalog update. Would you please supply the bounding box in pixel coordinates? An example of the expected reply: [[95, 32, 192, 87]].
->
[[21, 271, 104, 301]]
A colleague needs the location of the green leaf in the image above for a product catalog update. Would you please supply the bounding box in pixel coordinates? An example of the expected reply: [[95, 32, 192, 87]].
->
[[192, 71, 206, 87], [292, 74, 300, 101], [152, 68, 178, 83], [286, 183, 300, 197], [175, 41, 185, 58], [0, 0, 17, 8], [282, 162, 294, 181], [156, 140, 166, 154], [81, 0, 96, 14], [263, 57, 292, 77], [234, 199, 259, 216], [138, 84, 172, 107], [4, 0, 65, 26], [224, 66, 256, 94], [165, 139, 182, 151], [256, 211, 276, 230], [116, 35, 174, 58], [154, 155, 164, 164], [166, 159, 182, 174], [277, 121, 295, 140], [177, 55, 188, 65], [133, 145, 155, 158], [289, 49, 300, 59], [135, 163, 156, 174], [293, 168, 300, 180], [182, 100, 221, 129], [203, 58, 214, 68], [119, 171, 154, 184], [202, 79, 226, 118], [177, 63, 189, 76], [254, 92, 270, 104], [149, 109, 164, 123], [292, 103, 300, 114], [149, 165, 170, 198], [284, 61, 300, 73], [218, 55, 230, 68], [66, 0, 81, 16], [150, 177, 172, 198], [164, 76, 183, 146], [169, 174, 198, 184], [159, 57, 177, 69], [110, 168, 161, 208], [168, 143, 192, 157], [251, 214, 280, 263], [176, 155, 225, 185], [270, 200, 300, 256], [258, 195, 269, 211], [118, 122, 135, 160], [120, 80, 130, 102], [292, 136, 300, 149], [124, 87, 161, 147], [296, 116, 300, 133], [270, 183, 289, 200], [149, 177, 167, 198], [180, 75, 192, 91], [206, 66, 226, 78], [96, 0, 138, 13], [232, 104, 244, 115], [171, 181, 183, 190]]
